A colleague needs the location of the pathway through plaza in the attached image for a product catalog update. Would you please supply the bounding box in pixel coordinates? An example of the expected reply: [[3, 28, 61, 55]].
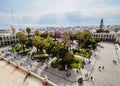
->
[[85, 42, 120, 86]]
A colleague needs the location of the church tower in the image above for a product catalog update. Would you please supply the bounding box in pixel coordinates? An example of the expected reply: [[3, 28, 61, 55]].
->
[[100, 19, 104, 29]]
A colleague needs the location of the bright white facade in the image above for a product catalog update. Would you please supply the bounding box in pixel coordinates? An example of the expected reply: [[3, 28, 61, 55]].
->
[[0, 34, 19, 46]]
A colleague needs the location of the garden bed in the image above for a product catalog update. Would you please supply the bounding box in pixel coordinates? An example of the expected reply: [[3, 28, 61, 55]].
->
[[51, 57, 83, 70]]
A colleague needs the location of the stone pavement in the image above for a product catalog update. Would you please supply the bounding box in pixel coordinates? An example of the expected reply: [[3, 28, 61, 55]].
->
[[1, 43, 120, 86], [0, 45, 102, 86], [85, 42, 120, 86]]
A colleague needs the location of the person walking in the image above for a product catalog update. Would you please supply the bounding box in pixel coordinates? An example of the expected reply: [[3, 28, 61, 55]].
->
[[91, 76, 93, 80], [86, 73, 88, 77], [76, 70, 78, 74], [102, 66, 104, 70], [98, 66, 101, 70]]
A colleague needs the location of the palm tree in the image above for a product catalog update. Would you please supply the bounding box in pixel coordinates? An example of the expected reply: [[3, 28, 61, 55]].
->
[[68, 31, 75, 43], [62, 32, 71, 50], [32, 36, 44, 53], [39, 39, 44, 53], [83, 30, 91, 39], [76, 31, 84, 50], [53, 31, 61, 41], [34, 30, 40, 36], [26, 27, 31, 38], [16, 32, 26, 51]]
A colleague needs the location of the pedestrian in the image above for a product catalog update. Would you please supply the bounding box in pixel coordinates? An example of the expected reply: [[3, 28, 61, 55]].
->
[[102, 66, 104, 70], [69, 72, 71, 76], [99, 66, 101, 69], [91, 76, 93, 80], [85, 74, 86, 77], [89, 60, 91, 64], [86, 73, 88, 77], [20, 62, 23, 66], [76, 70, 78, 73], [66, 72, 69, 77]]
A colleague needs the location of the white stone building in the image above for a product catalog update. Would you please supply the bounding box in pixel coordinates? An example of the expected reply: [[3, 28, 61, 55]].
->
[[0, 34, 19, 46], [92, 33, 116, 42]]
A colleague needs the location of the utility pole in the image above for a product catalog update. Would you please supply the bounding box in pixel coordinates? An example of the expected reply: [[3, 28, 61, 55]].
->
[[11, 8, 14, 24]]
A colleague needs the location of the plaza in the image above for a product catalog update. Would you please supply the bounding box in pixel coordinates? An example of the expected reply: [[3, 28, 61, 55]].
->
[[0, 42, 120, 86], [1, 0, 120, 86]]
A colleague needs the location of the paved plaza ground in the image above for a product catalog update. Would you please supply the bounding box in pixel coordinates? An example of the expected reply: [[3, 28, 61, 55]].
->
[[86, 42, 120, 86], [0, 42, 120, 86]]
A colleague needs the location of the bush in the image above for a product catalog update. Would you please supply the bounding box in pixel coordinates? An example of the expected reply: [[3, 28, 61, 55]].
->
[[52, 58, 62, 68], [76, 50, 90, 58], [12, 45, 22, 52], [70, 57, 83, 68], [72, 48, 80, 54], [52, 57, 83, 69], [36, 54, 49, 61]]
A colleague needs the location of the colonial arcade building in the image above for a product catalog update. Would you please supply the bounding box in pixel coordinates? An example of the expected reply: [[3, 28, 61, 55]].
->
[[0, 34, 19, 47], [92, 33, 116, 42]]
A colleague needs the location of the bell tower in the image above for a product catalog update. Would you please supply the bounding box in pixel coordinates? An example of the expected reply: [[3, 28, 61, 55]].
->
[[100, 19, 104, 29]]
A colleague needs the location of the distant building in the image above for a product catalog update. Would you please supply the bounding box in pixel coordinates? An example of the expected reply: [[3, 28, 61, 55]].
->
[[92, 33, 116, 42], [0, 34, 19, 47], [0, 32, 35, 47], [100, 19, 104, 29], [116, 31, 120, 44]]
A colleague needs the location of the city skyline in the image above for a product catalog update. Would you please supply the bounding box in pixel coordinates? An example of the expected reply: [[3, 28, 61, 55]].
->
[[0, 0, 120, 28]]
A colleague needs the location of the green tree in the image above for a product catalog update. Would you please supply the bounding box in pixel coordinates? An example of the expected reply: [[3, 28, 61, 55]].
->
[[26, 27, 31, 38], [32, 36, 43, 53], [40, 31, 48, 38], [62, 32, 71, 50], [83, 30, 91, 39], [25, 38, 33, 49], [51, 41, 64, 57], [53, 31, 61, 41], [44, 37, 54, 55], [34, 30, 40, 36], [76, 32, 84, 50], [68, 31, 75, 43], [90, 39, 96, 49], [48, 32, 54, 38], [16, 32, 27, 51], [64, 51, 74, 63]]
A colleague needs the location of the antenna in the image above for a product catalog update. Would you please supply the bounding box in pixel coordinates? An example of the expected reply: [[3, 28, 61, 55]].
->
[[11, 8, 15, 34]]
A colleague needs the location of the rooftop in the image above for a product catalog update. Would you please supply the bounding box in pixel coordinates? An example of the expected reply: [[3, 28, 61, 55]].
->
[[0, 58, 56, 86]]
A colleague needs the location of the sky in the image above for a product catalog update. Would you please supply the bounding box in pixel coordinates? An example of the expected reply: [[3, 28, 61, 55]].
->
[[0, 0, 120, 28]]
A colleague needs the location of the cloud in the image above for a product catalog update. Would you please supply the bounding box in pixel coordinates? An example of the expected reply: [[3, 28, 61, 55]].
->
[[0, 0, 120, 26], [38, 13, 59, 24]]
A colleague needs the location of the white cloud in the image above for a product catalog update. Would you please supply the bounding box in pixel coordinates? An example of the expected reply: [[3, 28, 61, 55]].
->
[[0, 0, 120, 26]]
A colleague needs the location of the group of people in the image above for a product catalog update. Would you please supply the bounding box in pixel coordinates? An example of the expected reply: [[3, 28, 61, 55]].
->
[[98, 66, 104, 71], [66, 71, 71, 77]]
